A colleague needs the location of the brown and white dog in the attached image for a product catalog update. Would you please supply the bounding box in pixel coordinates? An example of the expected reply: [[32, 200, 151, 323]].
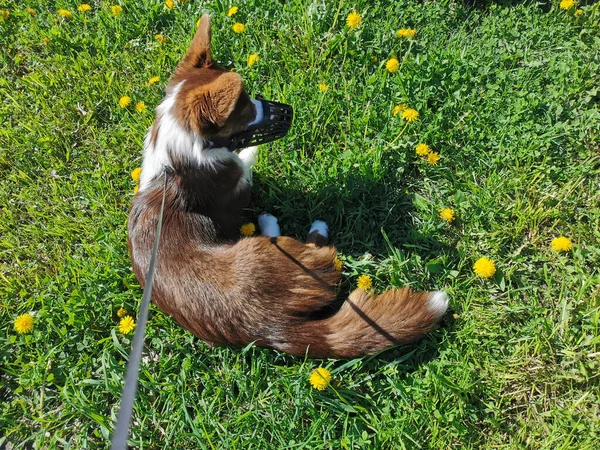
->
[[128, 15, 448, 358]]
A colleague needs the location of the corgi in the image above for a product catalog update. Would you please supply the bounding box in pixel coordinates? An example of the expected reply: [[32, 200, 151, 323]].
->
[[128, 15, 448, 358]]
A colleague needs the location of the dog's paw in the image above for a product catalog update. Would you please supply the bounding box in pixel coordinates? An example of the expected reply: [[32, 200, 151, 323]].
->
[[308, 220, 329, 238], [258, 213, 281, 237], [238, 146, 258, 167]]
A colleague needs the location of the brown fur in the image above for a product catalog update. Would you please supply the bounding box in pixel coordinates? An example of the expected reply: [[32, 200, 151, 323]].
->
[[127, 15, 447, 358]]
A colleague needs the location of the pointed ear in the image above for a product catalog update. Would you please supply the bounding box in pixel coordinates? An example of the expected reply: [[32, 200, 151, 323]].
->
[[187, 72, 243, 128], [181, 14, 212, 69]]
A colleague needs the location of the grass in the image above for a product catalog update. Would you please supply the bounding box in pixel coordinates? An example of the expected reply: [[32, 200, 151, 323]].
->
[[1, 0, 599, 448]]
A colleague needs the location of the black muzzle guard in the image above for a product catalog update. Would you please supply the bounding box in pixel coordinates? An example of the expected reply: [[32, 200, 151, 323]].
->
[[228, 99, 293, 151]]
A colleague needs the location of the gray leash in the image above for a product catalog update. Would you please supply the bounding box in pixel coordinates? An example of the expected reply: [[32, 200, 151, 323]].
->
[[111, 171, 168, 450]]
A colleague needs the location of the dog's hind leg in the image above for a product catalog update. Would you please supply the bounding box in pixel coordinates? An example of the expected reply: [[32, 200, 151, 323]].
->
[[306, 220, 328, 247], [258, 213, 281, 237]]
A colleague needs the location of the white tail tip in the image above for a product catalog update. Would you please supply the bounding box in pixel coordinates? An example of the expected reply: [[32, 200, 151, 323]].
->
[[428, 291, 449, 316]]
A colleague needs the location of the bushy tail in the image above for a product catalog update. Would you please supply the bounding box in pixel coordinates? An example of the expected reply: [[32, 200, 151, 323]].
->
[[286, 288, 448, 358]]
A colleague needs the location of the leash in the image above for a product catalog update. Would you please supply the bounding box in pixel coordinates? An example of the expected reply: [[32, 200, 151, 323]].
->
[[111, 171, 168, 450]]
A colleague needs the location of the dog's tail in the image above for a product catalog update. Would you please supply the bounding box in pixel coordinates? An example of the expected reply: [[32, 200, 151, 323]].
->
[[283, 288, 448, 358]]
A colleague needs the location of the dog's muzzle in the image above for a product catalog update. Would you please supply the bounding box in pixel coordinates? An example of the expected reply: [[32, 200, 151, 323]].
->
[[228, 99, 293, 151]]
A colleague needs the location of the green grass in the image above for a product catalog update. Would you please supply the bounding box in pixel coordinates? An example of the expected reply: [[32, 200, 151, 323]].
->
[[1, 0, 600, 448]]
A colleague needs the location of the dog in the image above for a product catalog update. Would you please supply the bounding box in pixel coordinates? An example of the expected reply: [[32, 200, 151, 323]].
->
[[127, 15, 448, 358]]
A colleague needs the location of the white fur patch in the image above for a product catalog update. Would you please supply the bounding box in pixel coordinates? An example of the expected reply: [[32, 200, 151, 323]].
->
[[238, 146, 258, 182], [138, 81, 250, 191], [308, 220, 328, 238], [428, 291, 449, 316], [258, 213, 280, 237]]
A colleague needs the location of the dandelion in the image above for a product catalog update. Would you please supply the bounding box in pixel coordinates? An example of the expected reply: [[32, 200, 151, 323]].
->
[[575, 9, 583, 16], [149, 76, 160, 85], [119, 96, 131, 108], [318, 83, 329, 92], [27, 8, 37, 16], [393, 104, 407, 116], [397, 28, 416, 38], [333, 256, 343, 272], [240, 223, 256, 236], [228, 6, 238, 16], [439, 208, 456, 223], [473, 257, 496, 278], [135, 101, 147, 113], [131, 167, 142, 181], [346, 11, 362, 29], [427, 152, 441, 165], [560, 0, 575, 10], [247, 53, 260, 67], [232, 22, 245, 33], [58, 9, 72, 18], [133, 185, 139, 194], [401, 108, 419, 122], [155, 34, 167, 44], [551, 236, 572, 252], [14, 313, 34, 334], [165, 0, 174, 9], [196, 17, 202, 27], [386, 58, 399, 73], [309, 367, 331, 390], [78, 4, 92, 13], [111, 5, 123, 16], [416, 143, 431, 156], [117, 307, 128, 318], [1, 9, 10, 19], [357, 274, 373, 291], [119, 316, 136, 334]]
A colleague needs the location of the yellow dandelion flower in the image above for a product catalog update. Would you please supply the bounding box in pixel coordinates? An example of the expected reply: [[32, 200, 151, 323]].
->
[[14, 313, 34, 334], [401, 108, 419, 122], [427, 152, 441, 165], [119, 96, 131, 108], [111, 5, 123, 16], [386, 58, 399, 73], [135, 101, 147, 113], [416, 143, 431, 156], [393, 104, 407, 116], [247, 53, 260, 67], [473, 258, 496, 278], [228, 6, 238, 16], [149, 76, 160, 85], [1, 9, 10, 19], [119, 316, 136, 334], [333, 256, 343, 272], [439, 208, 455, 223], [155, 34, 167, 44], [165, 0, 174, 9], [133, 185, 139, 195], [551, 236, 572, 252], [27, 8, 37, 16], [357, 274, 373, 291], [560, 0, 575, 10], [117, 307, 128, 318], [575, 9, 583, 16], [58, 9, 72, 18], [309, 367, 331, 390], [232, 22, 245, 33], [131, 167, 142, 182], [397, 28, 416, 38], [196, 17, 202, 27], [318, 83, 329, 92], [346, 11, 362, 29], [78, 4, 92, 13], [240, 223, 256, 236]]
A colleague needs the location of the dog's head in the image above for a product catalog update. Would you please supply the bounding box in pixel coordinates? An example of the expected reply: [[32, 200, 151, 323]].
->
[[165, 14, 254, 148]]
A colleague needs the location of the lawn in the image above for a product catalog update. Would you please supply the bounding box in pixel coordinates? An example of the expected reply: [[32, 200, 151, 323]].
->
[[1, 0, 599, 448]]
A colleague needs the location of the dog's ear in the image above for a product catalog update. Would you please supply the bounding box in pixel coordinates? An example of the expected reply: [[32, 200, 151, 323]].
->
[[185, 72, 243, 128], [181, 14, 212, 69]]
